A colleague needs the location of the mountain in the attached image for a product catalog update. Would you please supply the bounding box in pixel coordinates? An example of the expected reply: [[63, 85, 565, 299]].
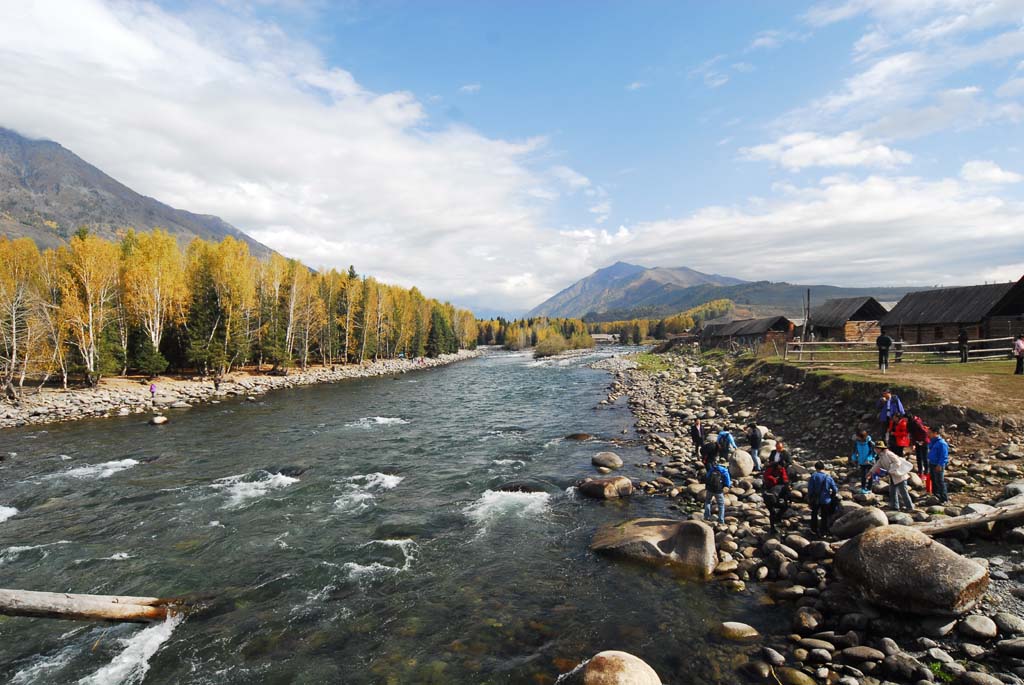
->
[[529, 262, 924, 320], [527, 261, 746, 317], [0, 127, 271, 256]]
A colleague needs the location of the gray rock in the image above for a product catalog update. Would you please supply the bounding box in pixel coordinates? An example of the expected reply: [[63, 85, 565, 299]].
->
[[773, 667, 816, 685], [994, 612, 1024, 636], [592, 452, 624, 470], [591, 519, 717, 579], [149, 415, 168, 425], [715, 621, 759, 641], [959, 672, 1002, 685], [831, 506, 889, 539], [835, 525, 989, 616], [960, 615, 998, 641], [579, 476, 633, 499], [728, 449, 754, 478], [841, 646, 885, 662], [560, 650, 661, 685], [996, 637, 1024, 657]]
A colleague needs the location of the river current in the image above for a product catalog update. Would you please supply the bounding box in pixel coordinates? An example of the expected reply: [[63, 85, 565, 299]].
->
[[0, 349, 776, 684]]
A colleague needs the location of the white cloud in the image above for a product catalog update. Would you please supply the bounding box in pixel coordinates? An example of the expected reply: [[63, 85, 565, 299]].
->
[[997, 76, 1024, 98], [741, 131, 912, 170], [626, 81, 647, 91], [458, 83, 481, 93], [732, 62, 755, 73], [588, 200, 612, 224], [747, 29, 804, 51], [961, 160, 1023, 184], [550, 165, 591, 190], [690, 55, 730, 88]]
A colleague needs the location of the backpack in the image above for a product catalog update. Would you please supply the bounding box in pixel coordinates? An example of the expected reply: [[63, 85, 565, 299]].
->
[[707, 467, 725, 494], [717, 433, 732, 451]]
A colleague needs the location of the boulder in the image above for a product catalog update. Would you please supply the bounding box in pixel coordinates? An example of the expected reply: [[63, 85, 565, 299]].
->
[[560, 650, 661, 685], [835, 525, 989, 616], [773, 667, 816, 685], [579, 476, 633, 499], [959, 615, 998, 641], [715, 621, 759, 641], [830, 506, 888, 539], [994, 612, 1024, 636], [149, 415, 168, 425], [591, 518, 717, 579], [592, 452, 624, 470], [728, 449, 754, 478]]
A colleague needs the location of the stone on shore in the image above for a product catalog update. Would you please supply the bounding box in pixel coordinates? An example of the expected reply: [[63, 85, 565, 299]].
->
[[591, 518, 717, 579], [728, 449, 754, 478], [560, 650, 661, 685], [715, 621, 759, 641], [579, 476, 633, 499], [835, 525, 989, 615], [592, 452, 624, 470], [830, 506, 888, 539]]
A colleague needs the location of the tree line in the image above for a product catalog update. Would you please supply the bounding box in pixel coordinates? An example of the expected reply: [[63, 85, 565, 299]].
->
[[586, 299, 735, 342], [0, 230, 477, 394], [476, 317, 594, 357]]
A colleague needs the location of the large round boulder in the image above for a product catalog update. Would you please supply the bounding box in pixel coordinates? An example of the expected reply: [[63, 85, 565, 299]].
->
[[579, 476, 633, 499], [591, 518, 717, 579], [728, 449, 754, 478], [835, 525, 989, 616], [592, 452, 624, 470], [560, 650, 661, 685], [830, 506, 888, 539]]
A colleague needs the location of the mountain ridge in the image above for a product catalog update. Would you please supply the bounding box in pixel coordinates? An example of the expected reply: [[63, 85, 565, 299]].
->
[[0, 126, 271, 256]]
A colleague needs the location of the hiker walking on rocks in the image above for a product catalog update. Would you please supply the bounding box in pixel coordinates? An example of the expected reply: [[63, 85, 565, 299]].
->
[[703, 456, 731, 525], [807, 461, 838, 537], [876, 332, 894, 372], [908, 414, 930, 475], [877, 390, 904, 439], [1015, 334, 1024, 375], [716, 430, 737, 460], [700, 441, 719, 470], [745, 424, 763, 471], [690, 419, 706, 460], [149, 383, 156, 404], [851, 429, 876, 494], [888, 413, 910, 458], [928, 427, 950, 504], [958, 328, 970, 364], [762, 460, 790, 534], [868, 440, 915, 512]]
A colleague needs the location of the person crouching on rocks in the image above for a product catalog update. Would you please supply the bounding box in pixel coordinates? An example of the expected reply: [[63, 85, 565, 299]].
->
[[850, 429, 876, 494], [704, 456, 732, 525], [766, 440, 791, 469], [716, 429, 737, 461], [868, 440, 915, 512], [762, 460, 790, 534], [807, 461, 839, 538]]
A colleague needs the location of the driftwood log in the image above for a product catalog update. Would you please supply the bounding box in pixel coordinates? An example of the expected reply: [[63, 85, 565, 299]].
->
[[913, 501, 1024, 537], [0, 589, 184, 623]]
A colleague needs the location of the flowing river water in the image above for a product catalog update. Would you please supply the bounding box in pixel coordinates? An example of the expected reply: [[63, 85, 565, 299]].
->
[[0, 349, 779, 684]]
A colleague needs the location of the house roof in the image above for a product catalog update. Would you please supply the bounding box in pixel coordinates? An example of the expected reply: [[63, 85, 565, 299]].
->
[[880, 282, 1016, 327], [809, 297, 888, 328], [702, 316, 793, 338]]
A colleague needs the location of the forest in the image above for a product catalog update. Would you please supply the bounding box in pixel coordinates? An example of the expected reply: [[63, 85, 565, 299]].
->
[[476, 317, 593, 357], [585, 299, 735, 341], [0, 230, 477, 393]]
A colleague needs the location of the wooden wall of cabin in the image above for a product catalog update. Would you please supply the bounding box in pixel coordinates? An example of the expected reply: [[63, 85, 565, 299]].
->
[[843, 320, 880, 342]]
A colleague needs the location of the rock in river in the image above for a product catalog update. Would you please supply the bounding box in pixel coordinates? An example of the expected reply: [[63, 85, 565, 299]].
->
[[560, 650, 661, 685], [592, 452, 624, 470], [835, 525, 989, 615], [579, 476, 633, 499], [149, 415, 168, 425], [591, 518, 717, 579]]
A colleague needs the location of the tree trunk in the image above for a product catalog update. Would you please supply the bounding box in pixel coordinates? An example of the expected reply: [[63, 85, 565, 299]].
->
[[0, 589, 181, 623]]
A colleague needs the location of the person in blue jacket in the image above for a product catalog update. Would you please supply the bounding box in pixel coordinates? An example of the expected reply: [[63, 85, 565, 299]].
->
[[807, 461, 839, 537], [877, 390, 904, 438], [703, 456, 732, 525], [851, 429, 876, 494], [716, 430, 737, 459], [928, 426, 950, 504]]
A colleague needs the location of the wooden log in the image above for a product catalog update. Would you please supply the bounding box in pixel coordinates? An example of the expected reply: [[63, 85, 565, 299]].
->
[[913, 501, 1024, 537], [0, 589, 181, 623]]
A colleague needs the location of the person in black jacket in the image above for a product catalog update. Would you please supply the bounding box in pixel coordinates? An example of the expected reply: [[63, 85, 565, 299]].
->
[[689, 419, 706, 459], [746, 424, 763, 471], [876, 333, 893, 372], [958, 328, 969, 364]]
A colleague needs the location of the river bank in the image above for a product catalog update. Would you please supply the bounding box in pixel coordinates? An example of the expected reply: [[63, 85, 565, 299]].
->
[[588, 348, 1024, 685], [0, 350, 481, 430]]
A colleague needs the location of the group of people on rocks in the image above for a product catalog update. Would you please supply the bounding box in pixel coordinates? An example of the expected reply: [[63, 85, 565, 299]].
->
[[689, 387, 952, 538]]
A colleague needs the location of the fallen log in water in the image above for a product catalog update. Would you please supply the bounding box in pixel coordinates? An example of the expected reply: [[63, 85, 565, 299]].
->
[[0, 589, 185, 623], [913, 501, 1024, 537]]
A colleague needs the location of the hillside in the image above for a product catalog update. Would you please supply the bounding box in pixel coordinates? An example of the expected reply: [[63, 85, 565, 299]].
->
[[527, 261, 745, 317], [532, 262, 925, 319], [0, 127, 271, 256]]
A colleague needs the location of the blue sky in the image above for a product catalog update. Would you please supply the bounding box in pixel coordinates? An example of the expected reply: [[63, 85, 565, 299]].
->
[[2, 1, 1023, 315]]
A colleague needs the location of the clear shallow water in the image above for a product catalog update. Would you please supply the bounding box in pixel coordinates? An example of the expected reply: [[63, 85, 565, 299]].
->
[[0, 349, 776, 684]]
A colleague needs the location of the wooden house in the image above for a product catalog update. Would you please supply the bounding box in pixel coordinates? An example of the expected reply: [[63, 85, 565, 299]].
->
[[809, 297, 888, 342], [880, 277, 1024, 344], [701, 316, 795, 348]]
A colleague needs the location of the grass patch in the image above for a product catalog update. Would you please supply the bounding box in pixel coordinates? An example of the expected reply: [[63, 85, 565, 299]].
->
[[928, 662, 954, 684], [634, 352, 672, 374]]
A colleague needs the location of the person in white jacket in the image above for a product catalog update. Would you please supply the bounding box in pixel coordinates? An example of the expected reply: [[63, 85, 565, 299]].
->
[[868, 440, 915, 512]]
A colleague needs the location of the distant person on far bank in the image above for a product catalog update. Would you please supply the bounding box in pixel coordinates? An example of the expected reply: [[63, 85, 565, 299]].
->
[[868, 440, 915, 512], [703, 455, 732, 525], [876, 332, 894, 372], [851, 429, 876, 494], [690, 419, 706, 460], [877, 389, 904, 439], [745, 424, 763, 471], [1015, 334, 1024, 375], [958, 328, 970, 364], [149, 383, 156, 402], [928, 427, 950, 504], [807, 461, 839, 537]]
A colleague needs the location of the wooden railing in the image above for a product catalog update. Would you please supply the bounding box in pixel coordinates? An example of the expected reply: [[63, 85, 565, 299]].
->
[[784, 337, 1014, 365]]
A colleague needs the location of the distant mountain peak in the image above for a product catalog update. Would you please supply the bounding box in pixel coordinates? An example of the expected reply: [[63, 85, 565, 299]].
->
[[0, 126, 271, 256]]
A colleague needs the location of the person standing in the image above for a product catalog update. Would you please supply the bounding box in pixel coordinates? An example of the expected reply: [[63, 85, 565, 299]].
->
[[876, 332, 894, 372], [958, 328, 970, 364], [703, 456, 732, 525], [889, 414, 911, 457], [762, 460, 790, 534], [745, 424, 763, 471], [700, 441, 719, 471], [1015, 334, 1024, 375], [851, 429, 876, 494], [928, 427, 950, 504], [908, 414, 930, 475], [690, 419, 706, 460], [877, 390, 904, 439], [807, 461, 839, 537], [868, 441, 915, 512], [149, 382, 156, 404]]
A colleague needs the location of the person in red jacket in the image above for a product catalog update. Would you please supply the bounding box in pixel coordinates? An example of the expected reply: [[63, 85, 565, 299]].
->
[[762, 461, 790, 534], [907, 414, 930, 475], [889, 414, 911, 457]]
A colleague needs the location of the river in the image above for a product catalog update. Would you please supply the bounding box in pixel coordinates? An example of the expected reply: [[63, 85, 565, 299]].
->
[[0, 349, 776, 684]]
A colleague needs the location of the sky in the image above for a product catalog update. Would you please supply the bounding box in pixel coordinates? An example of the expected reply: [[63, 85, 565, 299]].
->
[[1, 0, 1023, 316]]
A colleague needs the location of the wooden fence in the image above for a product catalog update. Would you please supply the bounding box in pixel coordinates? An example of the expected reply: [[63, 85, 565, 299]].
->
[[784, 336, 1014, 365]]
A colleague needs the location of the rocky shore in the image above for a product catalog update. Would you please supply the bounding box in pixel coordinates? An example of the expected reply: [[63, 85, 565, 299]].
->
[[574, 349, 1024, 685], [0, 350, 481, 430]]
